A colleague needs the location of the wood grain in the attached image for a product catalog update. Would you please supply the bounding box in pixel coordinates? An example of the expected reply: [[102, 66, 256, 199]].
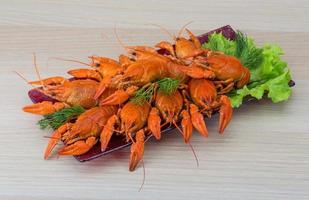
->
[[0, 0, 308, 32], [0, 1, 309, 200]]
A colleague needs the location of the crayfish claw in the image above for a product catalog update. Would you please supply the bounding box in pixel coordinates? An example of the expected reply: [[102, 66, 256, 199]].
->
[[44, 123, 71, 159], [129, 130, 145, 171], [23, 101, 65, 115], [155, 41, 175, 56], [189, 104, 208, 137], [100, 115, 118, 151], [181, 110, 193, 143], [68, 69, 102, 82], [147, 108, 162, 140], [185, 28, 201, 48], [100, 86, 137, 106], [129, 151, 139, 172], [176, 63, 215, 79], [218, 95, 233, 134], [58, 137, 97, 156], [28, 76, 67, 86]]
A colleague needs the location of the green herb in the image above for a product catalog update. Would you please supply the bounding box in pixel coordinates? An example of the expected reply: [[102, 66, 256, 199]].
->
[[228, 71, 291, 107], [130, 78, 179, 105], [157, 78, 179, 95], [130, 84, 155, 105], [235, 31, 247, 58], [202, 32, 292, 108], [202, 33, 236, 56], [235, 31, 264, 69], [228, 44, 292, 107], [37, 105, 85, 129], [202, 32, 263, 69]]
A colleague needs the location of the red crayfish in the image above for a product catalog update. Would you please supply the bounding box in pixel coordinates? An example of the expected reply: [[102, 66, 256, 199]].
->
[[22, 25, 251, 173]]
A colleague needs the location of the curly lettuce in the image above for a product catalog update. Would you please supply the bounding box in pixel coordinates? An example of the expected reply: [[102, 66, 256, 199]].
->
[[202, 33, 292, 108]]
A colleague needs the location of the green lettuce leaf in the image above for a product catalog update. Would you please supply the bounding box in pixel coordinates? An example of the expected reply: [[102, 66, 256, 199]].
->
[[229, 71, 292, 107], [202, 32, 292, 108], [250, 44, 287, 82], [202, 33, 236, 56]]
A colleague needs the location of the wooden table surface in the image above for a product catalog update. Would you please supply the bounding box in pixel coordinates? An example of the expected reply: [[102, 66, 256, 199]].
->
[[0, 1, 309, 200]]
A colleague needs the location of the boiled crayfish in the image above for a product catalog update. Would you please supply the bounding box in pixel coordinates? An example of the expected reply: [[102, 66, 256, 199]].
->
[[23, 27, 252, 172]]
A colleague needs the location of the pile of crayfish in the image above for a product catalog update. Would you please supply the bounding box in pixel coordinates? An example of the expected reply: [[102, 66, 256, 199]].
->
[[23, 28, 250, 171]]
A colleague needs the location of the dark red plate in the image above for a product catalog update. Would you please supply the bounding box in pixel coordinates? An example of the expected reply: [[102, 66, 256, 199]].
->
[[28, 25, 295, 162]]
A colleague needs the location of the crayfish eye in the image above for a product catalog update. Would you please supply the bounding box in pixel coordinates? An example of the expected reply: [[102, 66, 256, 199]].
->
[[95, 63, 100, 68]]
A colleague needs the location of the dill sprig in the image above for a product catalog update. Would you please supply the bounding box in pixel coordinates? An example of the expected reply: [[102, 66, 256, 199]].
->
[[157, 78, 179, 95], [130, 84, 155, 105], [130, 78, 179, 105], [37, 105, 85, 130], [235, 31, 263, 69], [235, 31, 247, 58], [202, 31, 263, 69]]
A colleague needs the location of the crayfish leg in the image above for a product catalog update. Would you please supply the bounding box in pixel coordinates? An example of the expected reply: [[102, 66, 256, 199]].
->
[[236, 67, 250, 88], [58, 136, 97, 156], [44, 123, 71, 159], [129, 130, 145, 171], [218, 95, 233, 134], [218, 82, 234, 94], [214, 78, 234, 94]]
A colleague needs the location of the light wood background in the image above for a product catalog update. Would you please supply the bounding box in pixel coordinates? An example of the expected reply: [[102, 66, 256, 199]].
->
[[0, 1, 308, 200]]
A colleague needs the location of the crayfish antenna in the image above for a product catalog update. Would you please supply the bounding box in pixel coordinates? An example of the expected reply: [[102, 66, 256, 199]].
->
[[138, 159, 146, 192], [114, 26, 130, 52], [47, 57, 92, 67], [13, 70, 35, 88], [148, 23, 176, 41], [100, 32, 111, 44], [177, 21, 194, 38], [173, 120, 199, 167], [33, 53, 45, 89]]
